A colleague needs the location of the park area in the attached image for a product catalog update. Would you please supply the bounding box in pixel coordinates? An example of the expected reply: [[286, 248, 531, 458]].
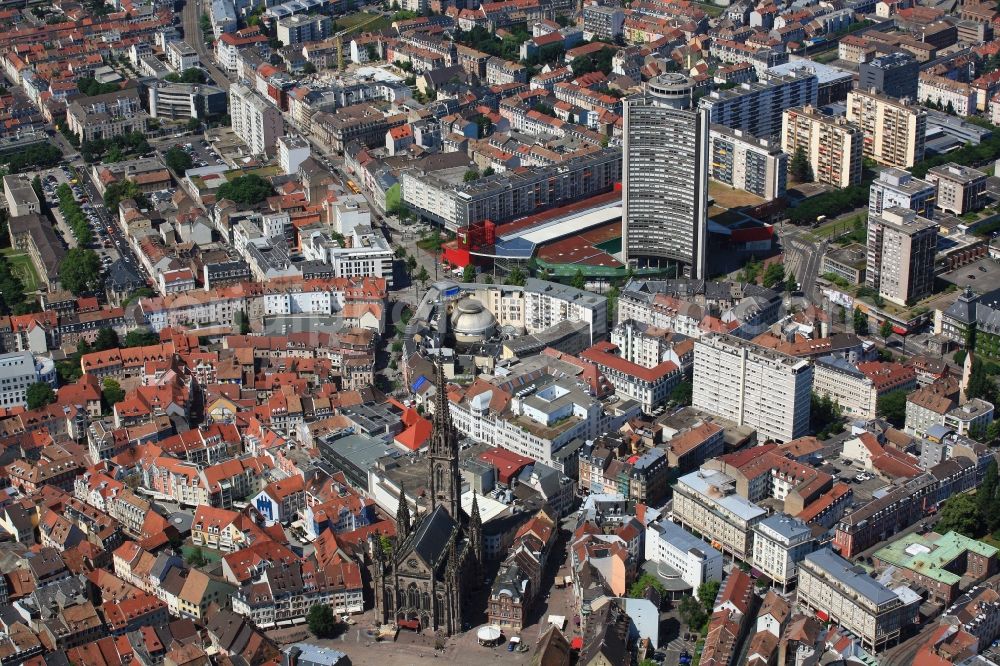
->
[[2, 249, 40, 293], [336, 12, 391, 32]]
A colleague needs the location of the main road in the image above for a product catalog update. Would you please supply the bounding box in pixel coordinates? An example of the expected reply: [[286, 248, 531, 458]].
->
[[181, 0, 232, 92]]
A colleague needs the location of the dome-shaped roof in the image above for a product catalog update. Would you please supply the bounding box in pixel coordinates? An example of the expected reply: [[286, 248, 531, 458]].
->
[[451, 298, 496, 340]]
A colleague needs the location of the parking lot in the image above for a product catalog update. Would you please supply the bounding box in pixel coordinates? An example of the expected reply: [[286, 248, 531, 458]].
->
[[157, 135, 226, 170]]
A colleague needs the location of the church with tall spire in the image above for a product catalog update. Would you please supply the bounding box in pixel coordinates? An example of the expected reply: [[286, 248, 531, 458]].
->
[[371, 358, 483, 635]]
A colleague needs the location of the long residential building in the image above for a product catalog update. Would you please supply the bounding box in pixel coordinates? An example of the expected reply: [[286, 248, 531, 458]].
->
[[692, 333, 813, 443], [671, 468, 767, 562], [709, 125, 787, 201], [798, 548, 920, 652], [402, 148, 621, 230], [781, 105, 862, 188], [846, 89, 927, 168], [699, 71, 818, 140]]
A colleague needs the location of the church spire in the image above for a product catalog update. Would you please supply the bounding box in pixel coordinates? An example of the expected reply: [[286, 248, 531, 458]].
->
[[428, 354, 462, 520], [469, 493, 483, 576], [395, 482, 411, 540]]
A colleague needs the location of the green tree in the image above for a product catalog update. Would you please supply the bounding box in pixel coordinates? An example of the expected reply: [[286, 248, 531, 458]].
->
[[967, 358, 998, 404], [935, 492, 981, 538], [670, 379, 692, 406], [462, 264, 476, 283], [185, 546, 208, 567], [483, 166, 495, 177], [879, 320, 893, 339], [59, 248, 103, 295], [406, 256, 417, 274], [302, 61, 317, 75], [94, 327, 120, 351], [463, 168, 480, 182], [164, 146, 194, 174], [307, 603, 337, 637], [740, 257, 762, 284], [25, 382, 55, 410], [123, 329, 160, 347], [853, 307, 869, 336], [216, 174, 274, 205], [987, 420, 1000, 446], [416, 266, 430, 290], [761, 262, 785, 289], [677, 594, 707, 631], [877, 389, 908, 427], [979, 461, 1000, 532], [571, 269, 586, 290], [697, 580, 721, 615], [505, 266, 526, 286], [103, 179, 147, 211], [235, 310, 251, 335], [790, 147, 813, 182], [785, 273, 797, 293], [628, 572, 667, 598], [102, 378, 125, 407]]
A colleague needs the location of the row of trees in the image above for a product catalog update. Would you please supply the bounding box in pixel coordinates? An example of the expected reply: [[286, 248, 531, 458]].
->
[[0, 144, 62, 174], [81, 131, 150, 164], [56, 183, 94, 246]]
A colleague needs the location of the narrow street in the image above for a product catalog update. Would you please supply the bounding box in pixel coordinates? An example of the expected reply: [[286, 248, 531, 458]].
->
[[180, 0, 232, 91]]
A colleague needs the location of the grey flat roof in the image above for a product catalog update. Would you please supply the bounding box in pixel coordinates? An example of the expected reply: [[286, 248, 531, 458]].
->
[[757, 513, 812, 541], [805, 548, 899, 606], [650, 519, 722, 560], [678, 470, 767, 522]]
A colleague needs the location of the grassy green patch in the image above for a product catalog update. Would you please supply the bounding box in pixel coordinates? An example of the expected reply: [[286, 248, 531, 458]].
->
[[182, 544, 222, 563], [2, 249, 40, 292], [337, 11, 391, 32], [690, 1, 724, 16]]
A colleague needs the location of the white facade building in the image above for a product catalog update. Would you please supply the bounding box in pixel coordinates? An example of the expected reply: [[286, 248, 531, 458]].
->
[[693, 333, 813, 442], [751, 513, 815, 591], [645, 519, 723, 596], [229, 82, 283, 157]]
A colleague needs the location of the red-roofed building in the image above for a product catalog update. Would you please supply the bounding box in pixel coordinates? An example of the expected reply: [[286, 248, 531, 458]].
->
[[252, 475, 305, 525], [580, 341, 681, 413], [479, 446, 534, 484]]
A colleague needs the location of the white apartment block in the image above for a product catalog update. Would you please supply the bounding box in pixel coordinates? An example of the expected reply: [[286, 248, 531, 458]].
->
[[869, 167, 936, 219], [866, 208, 939, 306], [278, 135, 311, 175], [3, 174, 40, 217], [846, 89, 927, 168], [751, 513, 815, 591], [708, 125, 787, 201], [165, 41, 199, 72], [0, 351, 51, 408], [671, 468, 767, 562], [693, 333, 813, 443], [645, 519, 723, 596], [781, 105, 862, 188], [918, 73, 975, 117], [301, 226, 395, 287], [448, 377, 605, 470], [798, 548, 920, 652], [813, 355, 879, 419], [229, 82, 283, 157], [926, 163, 987, 216]]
